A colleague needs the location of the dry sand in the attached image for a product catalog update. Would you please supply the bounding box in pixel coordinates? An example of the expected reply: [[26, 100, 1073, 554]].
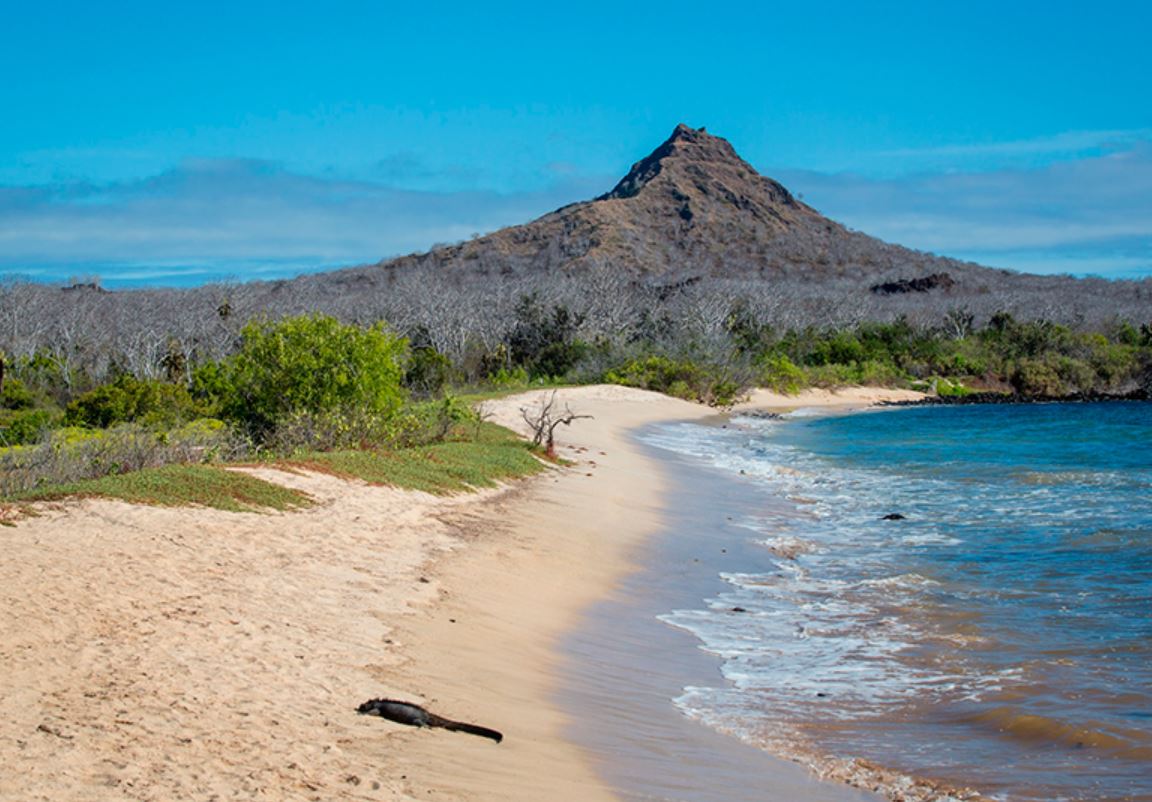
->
[[0, 386, 920, 802]]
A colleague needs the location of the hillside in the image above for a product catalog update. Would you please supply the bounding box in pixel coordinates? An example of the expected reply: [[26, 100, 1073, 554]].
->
[[369, 123, 985, 285]]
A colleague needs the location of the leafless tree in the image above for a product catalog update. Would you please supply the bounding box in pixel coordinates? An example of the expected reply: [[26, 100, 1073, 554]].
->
[[520, 391, 593, 457]]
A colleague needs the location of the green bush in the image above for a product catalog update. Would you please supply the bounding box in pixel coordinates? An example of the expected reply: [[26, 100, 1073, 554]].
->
[[804, 363, 862, 388], [854, 359, 908, 386], [808, 331, 866, 366], [1010, 357, 1065, 395], [604, 355, 743, 406], [803, 360, 906, 389], [506, 294, 587, 378], [201, 314, 409, 439], [65, 375, 205, 429], [912, 377, 973, 397], [757, 354, 806, 394], [405, 346, 453, 397], [265, 396, 478, 454], [486, 366, 531, 388], [0, 378, 36, 410], [1083, 337, 1139, 391], [0, 408, 63, 446]]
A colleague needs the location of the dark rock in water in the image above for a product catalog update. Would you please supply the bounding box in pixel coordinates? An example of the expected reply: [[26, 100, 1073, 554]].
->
[[742, 410, 783, 420], [731, 606, 748, 613], [357, 698, 503, 743], [881, 389, 1151, 407], [881, 513, 907, 521]]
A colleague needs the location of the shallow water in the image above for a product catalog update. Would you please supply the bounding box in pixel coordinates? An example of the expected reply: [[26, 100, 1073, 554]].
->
[[637, 402, 1152, 801], [558, 454, 880, 801]]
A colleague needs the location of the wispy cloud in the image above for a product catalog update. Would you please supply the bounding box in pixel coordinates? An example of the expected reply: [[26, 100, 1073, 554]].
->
[[878, 128, 1152, 160], [0, 159, 608, 285], [778, 140, 1152, 277], [1, 141, 1150, 286]]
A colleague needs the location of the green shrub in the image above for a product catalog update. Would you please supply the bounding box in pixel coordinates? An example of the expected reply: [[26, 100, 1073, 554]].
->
[[1083, 337, 1139, 391], [808, 331, 866, 366], [938, 382, 973, 397], [65, 375, 205, 429], [604, 355, 744, 406], [803, 363, 862, 388], [1010, 358, 1064, 395], [756, 354, 806, 394], [0, 408, 63, 446], [486, 366, 531, 388], [201, 314, 409, 439], [0, 378, 36, 410], [913, 377, 973, 397], [854, 359, 908, 386], [405, 346, 453, 397], [264, 395, 479, 455], [803, 360, 906, 389], [506, 294, 587, 378]]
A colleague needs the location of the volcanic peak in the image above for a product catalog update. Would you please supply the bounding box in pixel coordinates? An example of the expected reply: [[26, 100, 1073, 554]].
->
[[596, 123, 796, 209]]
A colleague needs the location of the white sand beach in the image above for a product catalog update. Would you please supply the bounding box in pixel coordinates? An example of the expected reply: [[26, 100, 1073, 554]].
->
[[0, 386, 922, 801]]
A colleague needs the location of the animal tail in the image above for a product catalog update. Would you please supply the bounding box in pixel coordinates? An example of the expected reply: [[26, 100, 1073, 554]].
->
[[435, 717, 504, 743]]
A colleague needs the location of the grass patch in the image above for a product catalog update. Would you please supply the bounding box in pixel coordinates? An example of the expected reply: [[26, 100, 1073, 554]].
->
[[6, 423, 544, 511], [283, 422, 547, 495], [13, 463, 311, 512]]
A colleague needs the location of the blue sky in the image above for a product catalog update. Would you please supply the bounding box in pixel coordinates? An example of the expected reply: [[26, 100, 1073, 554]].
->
[[2, 1, 1150, 287]]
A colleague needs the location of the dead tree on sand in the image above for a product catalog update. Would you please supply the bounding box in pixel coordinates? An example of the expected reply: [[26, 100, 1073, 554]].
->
[[520, 391, 592, 457]]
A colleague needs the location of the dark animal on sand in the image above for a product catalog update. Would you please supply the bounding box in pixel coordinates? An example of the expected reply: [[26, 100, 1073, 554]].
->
[[357, 698, 503, 743]]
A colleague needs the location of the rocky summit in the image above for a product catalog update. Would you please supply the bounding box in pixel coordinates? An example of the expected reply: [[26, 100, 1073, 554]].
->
[[377, 123, 979, 286]]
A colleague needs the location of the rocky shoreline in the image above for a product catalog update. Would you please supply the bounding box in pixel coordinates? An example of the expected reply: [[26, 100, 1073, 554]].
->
[[881, 389, 1149, 407]]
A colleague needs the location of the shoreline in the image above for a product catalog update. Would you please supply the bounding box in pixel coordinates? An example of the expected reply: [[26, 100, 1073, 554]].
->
[[0, 385, 923, 802], [606, 422, 999, 802]]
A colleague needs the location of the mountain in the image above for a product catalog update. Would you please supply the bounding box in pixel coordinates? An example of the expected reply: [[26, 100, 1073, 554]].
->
[[8, 123, 1146, 385], [370, 123, 984, 286]]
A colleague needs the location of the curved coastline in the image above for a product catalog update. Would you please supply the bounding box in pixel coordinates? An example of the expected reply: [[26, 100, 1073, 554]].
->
[[0, 384, 925, 802], [364, 384, 929, 801]]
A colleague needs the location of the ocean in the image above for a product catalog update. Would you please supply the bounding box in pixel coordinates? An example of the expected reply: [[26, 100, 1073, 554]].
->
[[640, 403, 1152, 797], [620, 402, 1152, 801]]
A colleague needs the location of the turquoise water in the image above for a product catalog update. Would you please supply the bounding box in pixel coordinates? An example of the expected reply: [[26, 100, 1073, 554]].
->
[[642, 402, 1152, 801]]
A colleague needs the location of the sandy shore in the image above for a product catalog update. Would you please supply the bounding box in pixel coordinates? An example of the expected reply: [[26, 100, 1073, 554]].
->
[[0, 385, 920, 801]]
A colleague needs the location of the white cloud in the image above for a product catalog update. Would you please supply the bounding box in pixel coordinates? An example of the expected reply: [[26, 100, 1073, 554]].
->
[[0, 159, 605, 281], [777, 141, 1152, 276], [878, 128, 1152, 160]]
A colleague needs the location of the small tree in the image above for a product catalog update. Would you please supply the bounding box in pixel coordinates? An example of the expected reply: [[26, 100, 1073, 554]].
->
[[205, 314, 408, 439], [520, 391, 592, 457]]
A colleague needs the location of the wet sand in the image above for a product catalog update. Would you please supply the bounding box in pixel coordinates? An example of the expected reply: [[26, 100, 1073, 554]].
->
[[0, 385, 921, 801], [558, 436, 881, 802]]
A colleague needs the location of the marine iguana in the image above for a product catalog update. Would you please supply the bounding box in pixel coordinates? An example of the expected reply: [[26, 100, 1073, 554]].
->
[[357, 698, 503, 743]]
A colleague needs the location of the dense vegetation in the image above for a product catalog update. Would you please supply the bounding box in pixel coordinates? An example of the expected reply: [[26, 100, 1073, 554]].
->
[[0, 313, 500, 499], [7, 124, 1148, 502], [1, 282, 1148, 499]]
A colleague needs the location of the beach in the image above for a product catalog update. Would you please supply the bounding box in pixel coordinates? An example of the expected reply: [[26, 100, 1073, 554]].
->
[[0, 385, 923, 802]]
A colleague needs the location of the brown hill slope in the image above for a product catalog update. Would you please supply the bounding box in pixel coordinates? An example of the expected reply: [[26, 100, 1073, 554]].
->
[[373, 123, 983, 284]]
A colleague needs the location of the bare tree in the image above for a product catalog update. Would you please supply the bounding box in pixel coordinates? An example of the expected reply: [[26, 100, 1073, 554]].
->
[[519, 391, 592, 457]]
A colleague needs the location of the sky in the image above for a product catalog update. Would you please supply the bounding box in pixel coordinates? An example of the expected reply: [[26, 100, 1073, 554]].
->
[[1, 0, 1150, 287]]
